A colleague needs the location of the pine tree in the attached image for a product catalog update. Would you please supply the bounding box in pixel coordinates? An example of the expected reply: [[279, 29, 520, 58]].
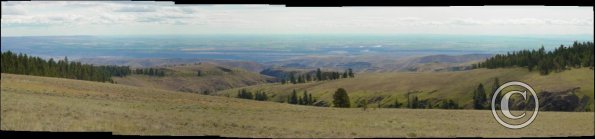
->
[[297, 75, 305, 83], [290, 73, 297, 84], [332, 88, 350, 108], [490, 78, 501, 106], [348, 68, 354, 78], [393, 98, 402, 108], [316, 68, 322, 81], [411, 96, 419, 109], [1, 51, 129, 83], [308, 93, 313, 105], [473, 83, 487, 109], [475, 41, 594, 74], [302, 90, 309, 105], [289, 89, 298, 104]]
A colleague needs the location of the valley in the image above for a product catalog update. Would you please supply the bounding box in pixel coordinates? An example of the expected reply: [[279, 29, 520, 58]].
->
[[1, 3, 593, 138]]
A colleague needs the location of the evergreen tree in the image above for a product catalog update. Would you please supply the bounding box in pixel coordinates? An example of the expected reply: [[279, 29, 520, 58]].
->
[[489, 78, 501, 106], [440, 99, 459, 109], [475, 41, 594, 75], [0, 51, 129, 83], [308, 93, 313, 105], [289, 73, 297, 84], [473, 83, 487, 109], [332, 88, 351, 108], [393, 98, 402, 108], [316, 68, 322, 81], [411, 96, 419, 109], [302, 90, 309, 105], [289, 89, 298, 104], [297, 75, 305, 83]]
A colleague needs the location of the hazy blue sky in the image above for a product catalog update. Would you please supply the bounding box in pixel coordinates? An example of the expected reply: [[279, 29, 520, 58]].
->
[[1, 1, 593, 36]]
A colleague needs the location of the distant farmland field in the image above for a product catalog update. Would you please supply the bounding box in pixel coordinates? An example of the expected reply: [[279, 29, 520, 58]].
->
[[1, 74, 593, 137]]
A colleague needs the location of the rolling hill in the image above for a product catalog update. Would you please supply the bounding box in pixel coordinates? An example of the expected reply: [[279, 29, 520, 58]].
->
[[112, 62, 274, 94], [77, 58, 267, 73], [215, 68, 594, 110], [263, 54, 493, 73], [1, 73, 593, 137]]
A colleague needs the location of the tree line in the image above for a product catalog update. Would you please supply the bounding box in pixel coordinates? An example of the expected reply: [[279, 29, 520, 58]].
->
[[132, 68, 166, 77], [334, 88, 461, 109], [237, 89, 269, 101], [473, 41, 594, 75], [1, 51, 131, 83], [281, 68, 355, 84], [232, 87, 464, 110], [403, 91, 461, 109]]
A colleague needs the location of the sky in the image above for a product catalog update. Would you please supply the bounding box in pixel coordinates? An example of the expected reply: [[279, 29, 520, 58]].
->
[[1, 1, 593, 36]]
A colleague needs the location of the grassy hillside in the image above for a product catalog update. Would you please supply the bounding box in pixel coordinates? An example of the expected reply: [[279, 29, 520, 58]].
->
[[264, 54, 492, 73], [78, 58, 267, 73], [112, 63, 273, 93], [1, 73, 593, 137], [216, 68, 594, 109]]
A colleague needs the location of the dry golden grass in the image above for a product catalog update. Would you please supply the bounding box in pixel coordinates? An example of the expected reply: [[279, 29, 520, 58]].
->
[[1, 73, 593, 137], [113, 63, 271, 93], [217, 68, 594, 109]]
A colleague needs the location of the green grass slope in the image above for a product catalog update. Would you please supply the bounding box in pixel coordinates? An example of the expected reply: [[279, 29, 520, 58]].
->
[[1, 73, 593, 137], [216, 68, 594, 109], [112, 63, 273, 93]]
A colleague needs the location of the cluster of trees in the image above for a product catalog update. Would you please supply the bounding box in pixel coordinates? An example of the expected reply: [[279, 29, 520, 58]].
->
[[132, 68, 165, 77], [404, 95, 461, 109], [389, 98, 403, 108], [236, 89, 269, 101], [381, 91, 460, 109], [438, 99, 461, 109], [287, 89, 316, 105], [98, 65, 131, 77], [474, 41, 594, 75], [1, 51, 131, 83], [406, 95, 429, 109], [281, 68, 355, 84], [472, 78, 501, 109], [330, 89, 461, 109]]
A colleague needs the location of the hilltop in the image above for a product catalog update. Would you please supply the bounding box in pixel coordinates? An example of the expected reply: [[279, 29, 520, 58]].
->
[[112, 62, 274, 94], [77, 58, 267, 73], [1, 73, 593, 137], [262, 54, 493, 73]]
